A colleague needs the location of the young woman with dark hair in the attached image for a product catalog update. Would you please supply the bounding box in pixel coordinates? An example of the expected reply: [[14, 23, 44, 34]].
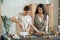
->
[[34, 4, 49, 34]]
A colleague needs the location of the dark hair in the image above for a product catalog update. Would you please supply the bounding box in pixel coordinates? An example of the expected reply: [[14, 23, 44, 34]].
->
[[35, 4, 48, 15], [24, 5, 31, 11]]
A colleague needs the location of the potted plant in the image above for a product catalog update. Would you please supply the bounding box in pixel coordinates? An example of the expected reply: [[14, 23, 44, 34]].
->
[[1, 16, 12, 34]]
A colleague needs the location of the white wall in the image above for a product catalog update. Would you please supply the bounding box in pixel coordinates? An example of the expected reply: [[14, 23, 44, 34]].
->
[[1, 0, 50, 17], [1, 0, 31, 17], [28, 0, 50, 4]]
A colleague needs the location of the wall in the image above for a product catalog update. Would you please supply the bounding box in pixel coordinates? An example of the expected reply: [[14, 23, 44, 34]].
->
[[1, 0, 31, 17], [50, 0, 58, 28], [1, 0, 50, 17]]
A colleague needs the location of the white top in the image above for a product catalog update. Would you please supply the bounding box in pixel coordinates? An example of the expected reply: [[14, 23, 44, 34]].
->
[[15, 13, 32, 31]]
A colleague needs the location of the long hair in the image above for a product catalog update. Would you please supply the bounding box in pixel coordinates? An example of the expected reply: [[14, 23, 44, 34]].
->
[[35, 4, 48, 15]]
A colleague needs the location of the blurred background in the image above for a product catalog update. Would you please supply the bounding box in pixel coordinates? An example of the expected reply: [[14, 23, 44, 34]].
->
[[0, 0, 60, 34]]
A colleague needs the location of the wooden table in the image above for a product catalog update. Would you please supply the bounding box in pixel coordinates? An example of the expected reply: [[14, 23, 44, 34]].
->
[[1, 34, 60, 40]]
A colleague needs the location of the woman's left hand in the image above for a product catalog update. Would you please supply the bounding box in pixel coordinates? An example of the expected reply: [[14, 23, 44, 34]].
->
[[35, 31, 46, 35]]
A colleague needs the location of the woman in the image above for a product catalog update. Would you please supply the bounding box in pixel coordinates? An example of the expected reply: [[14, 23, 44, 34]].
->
[[34, 4, 49, 34]]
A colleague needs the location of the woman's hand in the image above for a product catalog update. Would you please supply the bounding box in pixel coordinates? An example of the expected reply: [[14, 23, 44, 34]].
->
[[35, 31, 46, 35], [11, 16, 16, 22], [40, 31, 46, 35]]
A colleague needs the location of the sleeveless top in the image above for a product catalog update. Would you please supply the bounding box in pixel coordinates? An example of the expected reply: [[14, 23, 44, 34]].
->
[[34, 14, 47, 32]]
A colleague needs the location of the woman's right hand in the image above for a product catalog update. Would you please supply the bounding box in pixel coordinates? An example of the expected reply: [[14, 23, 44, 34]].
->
[[35, 31, 46, 35]]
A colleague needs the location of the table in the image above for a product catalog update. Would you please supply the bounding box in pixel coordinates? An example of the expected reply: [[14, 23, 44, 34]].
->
[[12, 36, 60, 40], [1, 34, 60, 40], [11, 35, 60, 40]]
